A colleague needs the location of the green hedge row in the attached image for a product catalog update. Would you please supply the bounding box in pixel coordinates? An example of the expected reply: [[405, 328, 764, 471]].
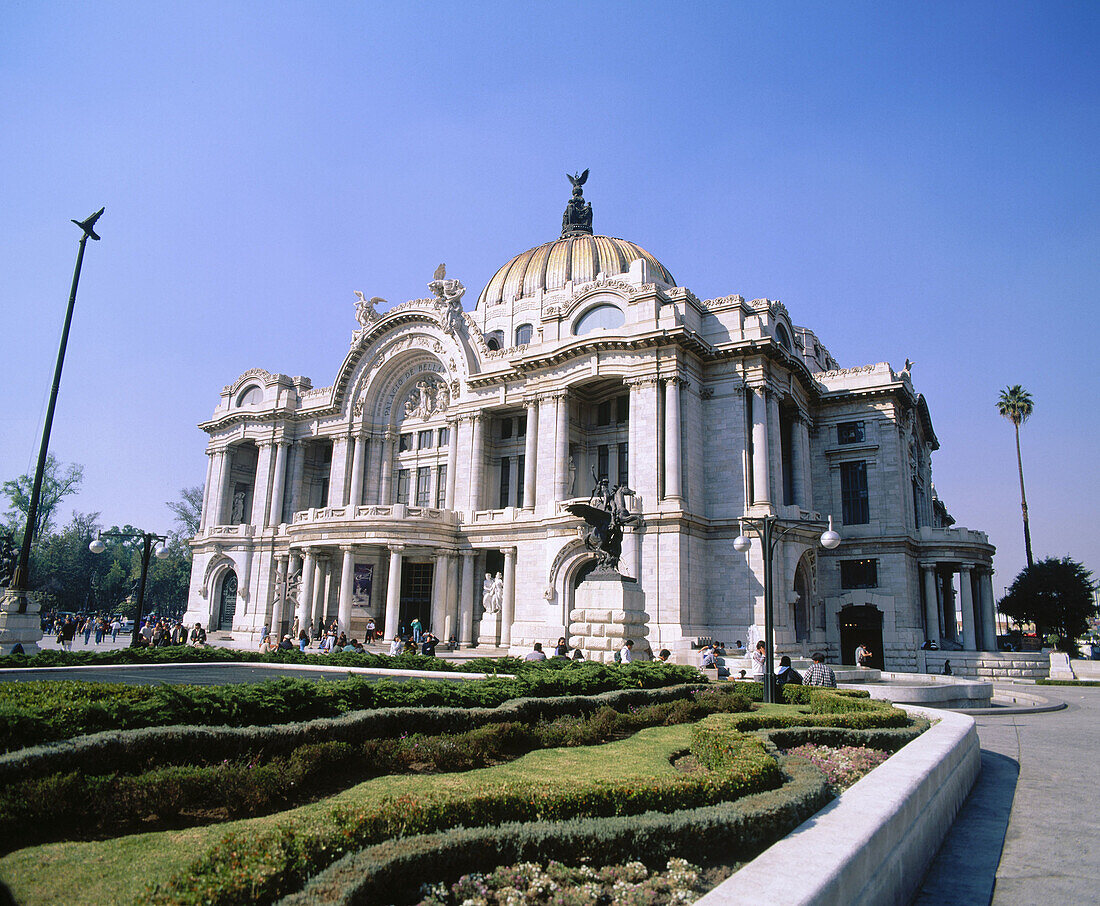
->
[[275, 756, 832, 906], [0, 660, 700, 752], [763, 719, 930, 753], [0, 681, 721, 784], [145, 738, 783, 906], [0, 688, 754, 851]]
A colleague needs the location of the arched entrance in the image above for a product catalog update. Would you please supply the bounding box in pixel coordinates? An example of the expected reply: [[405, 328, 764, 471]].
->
[[793, 558, 811, 643], [838, 604, 883, 668], [399, 561, 434, 635], [217, 570, 238, 631], [564, 555, 598, 644]]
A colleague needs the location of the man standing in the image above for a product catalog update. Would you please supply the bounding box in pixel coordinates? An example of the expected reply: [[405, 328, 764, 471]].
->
[[525, 642, 547, 661], [805, 652, 838, 688], [619, 639, 634, 663]]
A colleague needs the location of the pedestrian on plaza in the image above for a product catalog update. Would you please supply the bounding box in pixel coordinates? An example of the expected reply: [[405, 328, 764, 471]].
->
[[618, 639, 635, 663], [365, 616, 376, 641], [277, 634, 294, 651], [554, 637, 569, 657], [82, 618, 93, 646], [750, 640, 767, 679], [389, 635, 402, 656], [525, 642, 547, 661], [298, 629, 309, 652], [259, 633, 278, 653], [171, 620, 187, 646], [411, 617, 423, 643], [110, 616, 121, 642], [805, 652, 838, 688], [776, 655, 803, 687], [60, 617, 77, 651], [421, 632, 438, 657], [190, 623, 207, 647], [93, 618, 104, 645], [855, 643, 872, 667]]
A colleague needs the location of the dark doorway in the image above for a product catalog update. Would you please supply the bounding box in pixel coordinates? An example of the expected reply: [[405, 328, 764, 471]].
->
[[217, 570, 238, 631], [399, 562, 434, 634], [838, 604, 884, 668], [793, 560, 811, 642]]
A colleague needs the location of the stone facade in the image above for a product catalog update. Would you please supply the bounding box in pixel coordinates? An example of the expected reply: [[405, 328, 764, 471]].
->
[[184, 185, 996, 668]]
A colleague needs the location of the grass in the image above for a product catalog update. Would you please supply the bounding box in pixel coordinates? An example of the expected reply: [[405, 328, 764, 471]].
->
[[0, 725, 693, 906]]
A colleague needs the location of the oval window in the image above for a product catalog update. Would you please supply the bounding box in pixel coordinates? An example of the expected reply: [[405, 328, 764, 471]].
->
[[775, 323, 792, 352], [573, 304, 624, 336], [237, 386, 262, 406]]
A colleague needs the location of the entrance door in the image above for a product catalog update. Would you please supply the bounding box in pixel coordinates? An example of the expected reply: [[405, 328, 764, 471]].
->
[[399, 562, 434, 635], [838, 604, 884, 668], [218, 570, 238, 631]]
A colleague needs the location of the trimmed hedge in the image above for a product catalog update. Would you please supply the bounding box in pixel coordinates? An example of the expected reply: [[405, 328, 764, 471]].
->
[[145, 739, 783, 906], [0, 660, 700, 752], [0, 682, 729, 785], [276, 756, 832, 906], [0, 687, 754, 850]]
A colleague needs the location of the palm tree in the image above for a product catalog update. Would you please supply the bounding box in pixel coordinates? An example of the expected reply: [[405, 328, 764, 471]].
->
[[997, 385, 1034, 568]]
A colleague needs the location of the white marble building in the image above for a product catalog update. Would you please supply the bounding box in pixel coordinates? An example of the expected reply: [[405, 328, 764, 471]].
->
[[185, 178, 996, 668]]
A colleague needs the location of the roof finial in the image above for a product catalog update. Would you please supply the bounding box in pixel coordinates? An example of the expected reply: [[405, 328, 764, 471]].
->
[[562, 169, 593, 237]]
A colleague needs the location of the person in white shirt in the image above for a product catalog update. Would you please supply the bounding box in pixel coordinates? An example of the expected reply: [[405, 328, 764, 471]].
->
[[389, 635, 402, 656], [619, 639, 634, 663]]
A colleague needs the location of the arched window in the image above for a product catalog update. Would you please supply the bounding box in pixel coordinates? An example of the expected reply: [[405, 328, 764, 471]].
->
[[486, 330, 504, 351], [775, 323, 792, 352], [514, 323, 533, 346], [573, 304, 624, 336], [236, 385, 262, 406], [217, 570, 238, 631]]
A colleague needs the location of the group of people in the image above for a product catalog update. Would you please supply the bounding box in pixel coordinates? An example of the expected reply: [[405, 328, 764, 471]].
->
[[699, 639, 840, 688], [48, 613, 207, 649]]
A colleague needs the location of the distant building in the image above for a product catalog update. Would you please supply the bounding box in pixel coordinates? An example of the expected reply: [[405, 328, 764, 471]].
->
[[185, 178, 995, 668]]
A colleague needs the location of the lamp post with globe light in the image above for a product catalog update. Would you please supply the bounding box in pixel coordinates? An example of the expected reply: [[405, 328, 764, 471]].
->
[[733, 515, 841, 703], [90, 530, 170, 648]]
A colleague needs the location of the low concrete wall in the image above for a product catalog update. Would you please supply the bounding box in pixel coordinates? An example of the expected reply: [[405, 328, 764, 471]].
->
[[917, 650, 1049, 680], [842, 673, 993, 709], [695, 706, 980, 906]]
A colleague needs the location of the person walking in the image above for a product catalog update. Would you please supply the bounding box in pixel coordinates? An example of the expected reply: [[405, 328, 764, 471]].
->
[[751, 640, 767, 680]]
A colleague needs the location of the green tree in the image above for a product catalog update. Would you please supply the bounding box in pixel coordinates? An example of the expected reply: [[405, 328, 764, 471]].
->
[[167, 485, 203, 543], [999, 557, 1097, 654], [997, 385, 1035, 568], [1, 455, 83, 542]]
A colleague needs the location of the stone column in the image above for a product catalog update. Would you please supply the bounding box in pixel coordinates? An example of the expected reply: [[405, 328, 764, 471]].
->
[[959, 564, 976, 650], [268, 441, 289, 526], [312, 554, 331, 631], [469, 414, 485, 512], [627, 379, 659, 505], [328, 438, 349, 507], [383, 544, 404, 640], [767, 390, 783, 506], [431, 552, 449, 634], [288, 441, 306, 517], [554, 393, 570, 501], [348, 435, 366, 508], [338, 545, 355, 633], [271, 554, 288, 638], [379, 432, 396, 504], [200, 451, 217, 532], [750, 387, 771, 505], [445, 419, 458, 509], [980, 569, 998, 651], [921, 562, 940, 643], [445, 553, 460, 642], [252, 441, 276, 527], [523, 399, 539, 508], [297, 548, 316, 629], [459, 550, 475, 646], [663, 378, 683, 500], [500, 547, 517, 648], [218, 447, 235, 525], [790, 415, 808, 509]]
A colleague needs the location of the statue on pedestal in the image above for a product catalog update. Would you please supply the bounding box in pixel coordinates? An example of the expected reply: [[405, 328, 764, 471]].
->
[[566, 477, 642, 572]]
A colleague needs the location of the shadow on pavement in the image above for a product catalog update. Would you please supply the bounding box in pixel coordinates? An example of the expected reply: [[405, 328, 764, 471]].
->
[[913, 749, 1019, 906]]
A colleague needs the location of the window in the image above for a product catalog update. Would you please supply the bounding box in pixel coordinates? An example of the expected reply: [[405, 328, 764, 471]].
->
[[499, 457, 511, 508], [436, 465, 447, 508], [517, 454, 525, 505], [236, 385, 262, 406], [775, 323, 792, 351], [597, 445, 609, 481], [486, 330, 504, 350], [597, 400, 612, 426], [574, 303, 624, 335], [500, 417, 513, 439], [617, 443, 629, 487], [840, 559, 878, 589], [840, 461, 870, 525], [517, 414, 526, 436], [616, 394, 629, 423], [515, 323, 533, 346], [396, 469, 410, 504], [837, 421, 865, 444], [418, 430, 433, 450], [437, 427, 449, 446], [398, 433, 413, 453], [416, 466, 431, 507]]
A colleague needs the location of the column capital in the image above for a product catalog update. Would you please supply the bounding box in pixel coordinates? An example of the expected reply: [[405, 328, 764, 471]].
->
[[664, 376, 690, 390], [959, 562, 974, 573], [920, 561, 938, 573], [624, 375, 659, 389], [388, 543, 405, 554], [501, 546, 517, 558], [274, 553, 289, 564], [461, 549, 476, 560], [339, 544, 355, 553]]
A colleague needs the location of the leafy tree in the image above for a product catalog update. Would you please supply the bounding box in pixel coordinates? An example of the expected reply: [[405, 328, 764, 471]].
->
[[167, 485, 203, 542], [997, 385, 1035, 568], [999, 557, 1097, 654], [1, 455, 83, 542]]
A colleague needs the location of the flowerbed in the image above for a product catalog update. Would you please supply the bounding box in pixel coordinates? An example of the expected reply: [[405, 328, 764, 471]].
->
[[783, 743, 890, 795]]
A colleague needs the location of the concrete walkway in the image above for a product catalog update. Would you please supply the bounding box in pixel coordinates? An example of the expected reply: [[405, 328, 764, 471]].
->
[[915, 685, 1100, 905]]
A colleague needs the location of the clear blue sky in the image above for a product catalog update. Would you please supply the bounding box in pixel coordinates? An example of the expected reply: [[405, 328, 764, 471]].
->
[[2, 1, 1096, 591]]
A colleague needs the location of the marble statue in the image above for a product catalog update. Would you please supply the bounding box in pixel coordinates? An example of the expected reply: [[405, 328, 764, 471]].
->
[[428, 263, 466, 337], [482, 572, 499, 613]]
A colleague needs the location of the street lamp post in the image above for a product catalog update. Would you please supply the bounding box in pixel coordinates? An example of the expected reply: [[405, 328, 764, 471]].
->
[[90, 530, 170, 647], [734, 515, 841, 703]]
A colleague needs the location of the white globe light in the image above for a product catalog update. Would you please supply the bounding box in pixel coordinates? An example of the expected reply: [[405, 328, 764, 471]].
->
[[89, 538, 106, 554], [820, 515, 841, 550], [154, 545, 171, 560], [733, 535, 751, 553]]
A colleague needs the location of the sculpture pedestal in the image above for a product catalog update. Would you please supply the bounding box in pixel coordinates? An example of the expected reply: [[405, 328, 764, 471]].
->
[[477, 610, 500, 647], [0, 589, 45, 655], [568, 568, 650, 663]]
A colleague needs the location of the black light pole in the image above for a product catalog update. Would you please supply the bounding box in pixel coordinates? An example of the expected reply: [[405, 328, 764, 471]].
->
[[10, 209, 105, 609], [734, 515, 841, 703], [90, 530, 169, 647]]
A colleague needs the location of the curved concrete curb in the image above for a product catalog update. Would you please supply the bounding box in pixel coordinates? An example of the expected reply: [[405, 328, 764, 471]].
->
[[695, 706, 979, 906], [953, 685, 1066, 715]]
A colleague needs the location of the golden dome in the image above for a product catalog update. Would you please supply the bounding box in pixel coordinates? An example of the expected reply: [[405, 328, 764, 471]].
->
[[477, 234, 675, 309]]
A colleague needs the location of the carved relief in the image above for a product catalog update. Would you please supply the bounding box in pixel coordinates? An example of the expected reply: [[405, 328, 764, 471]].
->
[[402, 376, 450, 420]]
